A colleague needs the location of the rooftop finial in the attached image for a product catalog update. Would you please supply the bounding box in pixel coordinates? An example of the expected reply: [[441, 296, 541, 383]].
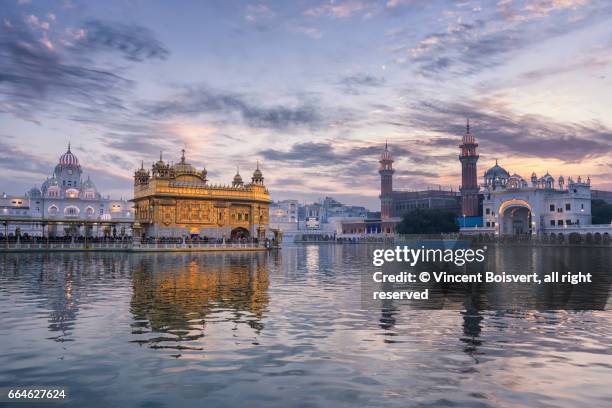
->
[[141, 160, 144, 169], [256, 160, 260, 170], [237, 165, 240, 175], [385, 139, 388, 150], [466, 118, 470, 134], [159, 151, 163, 161], [67, 142, 71, 152], [495, 158, 498, 165], [181, 148, 185, 163]]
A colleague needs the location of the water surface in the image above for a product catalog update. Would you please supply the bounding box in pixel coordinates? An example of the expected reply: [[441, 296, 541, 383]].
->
[[1, 245, 611, 407]]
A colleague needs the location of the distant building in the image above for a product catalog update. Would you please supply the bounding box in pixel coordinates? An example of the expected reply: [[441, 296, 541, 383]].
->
[[391, 190, 461, 215], [377, 123, 612, 238], [269, 196, 373, 238], [269, 200, 299, 232], [298, 197, 369, 228], [462, 131, 612, 237], [378, 142, 461, 233], [1, 144, 132, 238], [479, 162, 601, 235]]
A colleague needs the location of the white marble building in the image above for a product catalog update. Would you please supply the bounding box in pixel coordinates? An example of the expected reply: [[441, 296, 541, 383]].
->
[[477, 160, 610, 237], [0, 144, 132, 238]]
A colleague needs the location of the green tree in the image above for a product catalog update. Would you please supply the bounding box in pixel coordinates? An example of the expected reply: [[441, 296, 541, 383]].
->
[[396, 209, 460, 234], [592, 199, 612, 224]]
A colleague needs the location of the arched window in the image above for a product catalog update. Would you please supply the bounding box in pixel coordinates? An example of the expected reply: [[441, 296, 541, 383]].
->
[[48, 205, 59, 215], [64, 206, 80, 217], [85, 207, 95, 217]]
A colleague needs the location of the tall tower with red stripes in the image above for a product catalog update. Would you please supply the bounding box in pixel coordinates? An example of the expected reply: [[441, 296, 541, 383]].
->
[[459, 119, 479, 216], [379, 141, 394, 220]]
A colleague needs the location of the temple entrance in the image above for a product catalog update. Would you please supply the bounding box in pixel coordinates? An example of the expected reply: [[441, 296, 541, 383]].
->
[[231, 227, 250, 240], [501, 205, 531, 235]]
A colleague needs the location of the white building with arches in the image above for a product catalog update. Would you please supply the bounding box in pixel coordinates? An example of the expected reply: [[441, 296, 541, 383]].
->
[[1, 145, 132, 238], [476, 160, 611, 238]]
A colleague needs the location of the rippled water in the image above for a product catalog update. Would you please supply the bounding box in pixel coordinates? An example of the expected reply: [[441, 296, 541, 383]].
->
[[1, 245, 611, 407]]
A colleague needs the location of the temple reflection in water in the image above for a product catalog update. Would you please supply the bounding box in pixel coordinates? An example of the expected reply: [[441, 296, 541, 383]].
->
[[129, 252, 271, 350]]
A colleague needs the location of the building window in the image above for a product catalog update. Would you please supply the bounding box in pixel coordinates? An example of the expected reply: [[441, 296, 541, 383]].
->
[[565, 203, 571, 211], [491, 222, 495, 227], [550, 220, 555, 226], [64, 206, 79, 216], [550, 204, 555, 211], [581, 203, 584, 210], [557, 208, 563, 213], [486, 222, 490, 227], [566, 219, 571, 225], [485, 208, 490, 215], [558, 220, 564, 226]]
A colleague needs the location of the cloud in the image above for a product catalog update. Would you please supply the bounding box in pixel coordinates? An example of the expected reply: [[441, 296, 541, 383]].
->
[[340, 73, 385, 87], [0, 139, 54, 178], [389, 1, 611, 77], [500, 0, 591, 21], [244, 4, 275, 22], [338, 73, 386, 94], [141, 85, 323, 130], [0, 14, 168, 122], [0, 20, 132, 121], [304, 1, 373, 18], [260, 141, 417, 168], [518, 53, 612, 81], [73, 20, 169, 62], [101, 131, 174, 157], [395, 169, 439, 177], [291, 26, 323, 39], [404, 99, 612, 162]]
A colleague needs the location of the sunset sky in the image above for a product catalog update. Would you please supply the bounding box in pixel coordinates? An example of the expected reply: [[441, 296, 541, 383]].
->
[[1, 0, 611, 210]]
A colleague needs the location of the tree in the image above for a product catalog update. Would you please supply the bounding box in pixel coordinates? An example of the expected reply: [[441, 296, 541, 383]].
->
[[396, 208, 460, 234], [592, 199, 612, 224]]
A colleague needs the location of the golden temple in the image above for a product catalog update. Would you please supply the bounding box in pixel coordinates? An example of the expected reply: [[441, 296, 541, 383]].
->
[[132, 150, 270, 239]]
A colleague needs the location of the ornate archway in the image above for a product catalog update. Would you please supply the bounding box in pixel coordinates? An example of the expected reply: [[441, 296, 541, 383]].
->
[[231, 227, 250, 240], [498, 199, 532, 236]]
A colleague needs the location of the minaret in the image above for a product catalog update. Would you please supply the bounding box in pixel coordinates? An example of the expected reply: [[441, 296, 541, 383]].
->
[[379, 141, 395, 220], [459, 119, 479, 216]]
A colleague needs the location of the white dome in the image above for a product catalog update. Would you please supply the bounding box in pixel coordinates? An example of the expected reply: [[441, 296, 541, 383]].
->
[[58, 143, 80, 167]]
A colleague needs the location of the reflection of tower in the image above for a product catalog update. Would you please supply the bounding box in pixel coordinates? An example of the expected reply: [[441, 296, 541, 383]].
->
[[459, 119, 479, 216], [379, 141, 395, 220]]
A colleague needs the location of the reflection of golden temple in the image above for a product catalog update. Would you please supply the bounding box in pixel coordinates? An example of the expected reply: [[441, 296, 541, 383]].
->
[[130, 253, 270, 346], [132, 150, 270, 239]]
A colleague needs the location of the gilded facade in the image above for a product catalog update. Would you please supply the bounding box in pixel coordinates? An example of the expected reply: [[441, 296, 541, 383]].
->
[[132, 150, 270, 239]]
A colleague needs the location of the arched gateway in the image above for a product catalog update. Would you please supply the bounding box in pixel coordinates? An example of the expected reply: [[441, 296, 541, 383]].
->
[[231, 227, 250, 240], [498, 199, 532, 236]]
